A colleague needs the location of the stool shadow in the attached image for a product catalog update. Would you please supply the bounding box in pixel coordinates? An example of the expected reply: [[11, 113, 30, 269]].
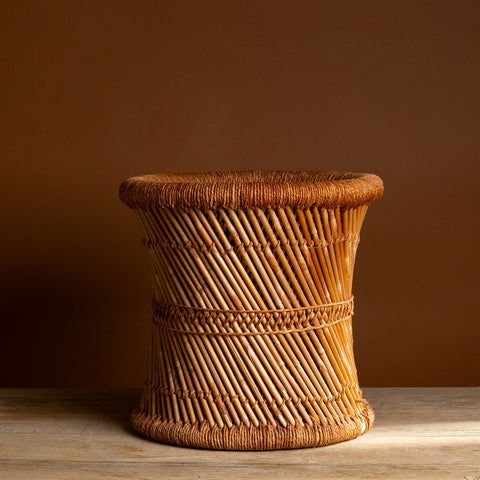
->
[[42, 388, 144, 437]]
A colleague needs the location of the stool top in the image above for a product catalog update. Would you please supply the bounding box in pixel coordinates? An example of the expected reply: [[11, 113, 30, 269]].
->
[[119, 170, 383, 210]]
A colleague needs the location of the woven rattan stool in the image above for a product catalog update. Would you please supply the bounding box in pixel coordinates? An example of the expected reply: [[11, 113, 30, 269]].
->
[[120, 171, 383, 450]]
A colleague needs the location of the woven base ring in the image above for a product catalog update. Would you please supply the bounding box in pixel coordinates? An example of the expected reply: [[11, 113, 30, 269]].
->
[[131, 400, 374, 450]]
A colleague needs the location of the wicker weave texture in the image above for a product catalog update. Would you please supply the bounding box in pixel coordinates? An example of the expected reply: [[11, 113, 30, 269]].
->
[[121, 171, 383, 450], [119, 170, 383, 210]]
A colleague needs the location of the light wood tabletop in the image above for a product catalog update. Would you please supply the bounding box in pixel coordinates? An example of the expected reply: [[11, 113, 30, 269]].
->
[[0, 388, 478, 479]]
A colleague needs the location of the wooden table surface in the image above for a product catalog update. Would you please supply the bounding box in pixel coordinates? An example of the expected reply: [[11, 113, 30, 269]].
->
[[0, 388, 478, 479]]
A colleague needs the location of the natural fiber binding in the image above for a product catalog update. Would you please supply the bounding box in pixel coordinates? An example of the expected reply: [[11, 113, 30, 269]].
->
[[119, 170, 383, 210], [153, 297, 354, 336], [120, 170, 383, 450], [131, 401, 374, 451]]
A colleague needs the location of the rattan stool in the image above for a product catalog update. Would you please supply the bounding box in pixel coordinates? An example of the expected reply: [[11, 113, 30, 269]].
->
[[119, 171, 383, 450]]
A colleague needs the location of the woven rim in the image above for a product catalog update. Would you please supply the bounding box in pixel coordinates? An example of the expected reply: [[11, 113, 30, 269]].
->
[[119, 170, 384, 210]]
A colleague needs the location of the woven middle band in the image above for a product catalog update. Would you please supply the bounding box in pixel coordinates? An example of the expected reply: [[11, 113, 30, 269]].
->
[[152, 297, 354, 336]]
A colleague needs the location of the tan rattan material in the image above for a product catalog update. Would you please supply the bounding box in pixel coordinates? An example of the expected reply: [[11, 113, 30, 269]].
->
[[120, 170, 383, 450]]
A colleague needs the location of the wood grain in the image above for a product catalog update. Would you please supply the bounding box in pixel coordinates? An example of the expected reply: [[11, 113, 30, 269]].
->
[[0, 388, 479, 479]]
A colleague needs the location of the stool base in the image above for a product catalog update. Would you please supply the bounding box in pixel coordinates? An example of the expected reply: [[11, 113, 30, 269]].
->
[[131, 401, 374, 451]]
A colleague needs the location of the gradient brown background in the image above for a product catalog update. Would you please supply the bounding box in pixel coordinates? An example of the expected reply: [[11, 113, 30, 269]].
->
[[1, 1, 479, 387]]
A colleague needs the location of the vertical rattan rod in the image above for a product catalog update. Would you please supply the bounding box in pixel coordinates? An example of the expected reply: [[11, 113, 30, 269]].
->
[[172, 209, 301, 427], [229, 209, 345, 422], [202, 209, 330, 424], [154, 208, 282, 427], [188, 208, 319, 426]]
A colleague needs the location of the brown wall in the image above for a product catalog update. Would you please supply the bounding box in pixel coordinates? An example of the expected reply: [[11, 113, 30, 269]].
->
[[1, 1, 479, 387]]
